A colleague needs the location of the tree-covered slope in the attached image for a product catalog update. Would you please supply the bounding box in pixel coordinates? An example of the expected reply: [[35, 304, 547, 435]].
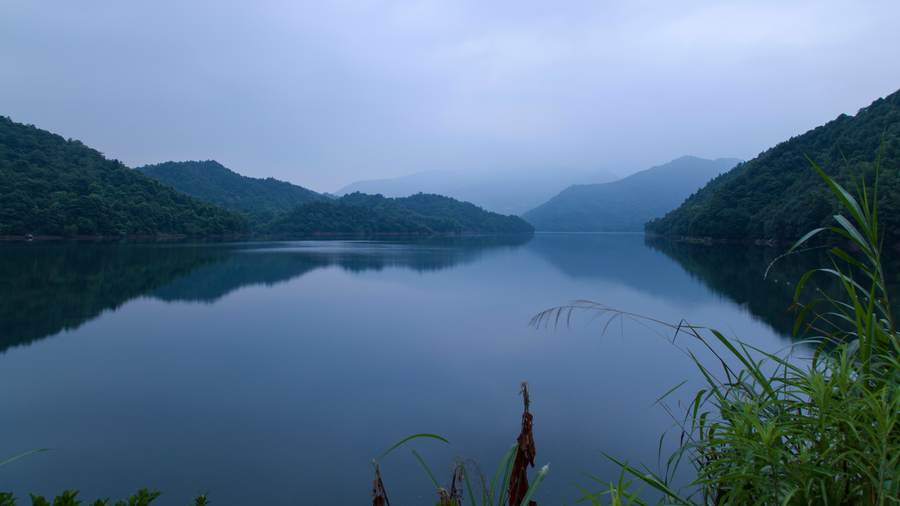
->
[[266, 192, 534, 235], [266, 200, 453, 235], [342, 192, 534, 233], [136, 160, 326, 228], [0, 117, 248, 236], [522, 156, 741, 232], [394, 193, 534, 233], [646, 89, 900, 241]]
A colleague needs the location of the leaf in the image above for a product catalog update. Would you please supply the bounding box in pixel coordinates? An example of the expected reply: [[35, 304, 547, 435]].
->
[[0, 448, 51, 467], [376, 433, 451, 461]]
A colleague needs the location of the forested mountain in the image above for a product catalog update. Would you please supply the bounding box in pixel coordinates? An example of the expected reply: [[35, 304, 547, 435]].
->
[[137, 160, 326, 227], [266, 192, 534, 235], [522, 156, 741, 232], [646, 89, 900, 242], [267, 200, 453, 235], [335, 166, 620, 215], [0, 116, 247, 236], [347, 192, 534, 233]]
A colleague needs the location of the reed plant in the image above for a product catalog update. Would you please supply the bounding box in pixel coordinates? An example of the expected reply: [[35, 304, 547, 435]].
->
[[533, 142, 900, 505], [372, 382, 548, 506]]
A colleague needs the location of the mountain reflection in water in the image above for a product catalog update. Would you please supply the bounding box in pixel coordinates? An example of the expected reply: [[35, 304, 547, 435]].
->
[[645, 236, 899, 342], [0, 236, 533, 352]]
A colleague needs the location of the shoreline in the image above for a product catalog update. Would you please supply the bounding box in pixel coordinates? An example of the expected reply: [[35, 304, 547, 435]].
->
[[0, 230, 535, 242]]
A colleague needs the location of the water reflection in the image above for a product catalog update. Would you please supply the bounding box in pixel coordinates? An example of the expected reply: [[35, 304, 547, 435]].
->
[[4, 233, 867, 353], [0, 236, 533, 350], [0, 242, 220, 352], [525, 233, 702, 299], [155, 235, 533, 302], [643, 237, 897, 341], [523, 233, 863, 342]]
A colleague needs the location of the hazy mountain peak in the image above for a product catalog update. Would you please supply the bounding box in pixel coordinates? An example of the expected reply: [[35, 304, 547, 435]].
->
[[334, 166, 620, 215], [522, 156, 742, 232]]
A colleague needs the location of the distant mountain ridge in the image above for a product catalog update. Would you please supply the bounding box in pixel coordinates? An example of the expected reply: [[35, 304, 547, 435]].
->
[[136, 160, 327, 227], [137, 160, 533, 235], [646, 89, 900, 242], [522, 156, 742, 232], [335, 167, 620, 216]]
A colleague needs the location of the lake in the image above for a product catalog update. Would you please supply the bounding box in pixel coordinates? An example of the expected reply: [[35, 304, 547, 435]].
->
[[0, 234, 820, 505]]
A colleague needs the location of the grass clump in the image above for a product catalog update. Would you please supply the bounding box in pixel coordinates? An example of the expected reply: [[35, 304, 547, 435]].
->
[[535, 141, 900, 505]]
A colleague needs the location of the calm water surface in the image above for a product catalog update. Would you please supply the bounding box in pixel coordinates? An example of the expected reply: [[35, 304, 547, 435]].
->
[[0, 234, 815, 504]]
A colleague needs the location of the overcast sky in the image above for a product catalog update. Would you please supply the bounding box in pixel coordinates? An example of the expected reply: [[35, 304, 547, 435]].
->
[[2, 0, 899, 193]]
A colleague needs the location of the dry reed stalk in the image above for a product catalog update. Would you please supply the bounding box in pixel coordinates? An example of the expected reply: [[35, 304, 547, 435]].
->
[[507, 381, 537, 506], [371, 460, 391, 506]]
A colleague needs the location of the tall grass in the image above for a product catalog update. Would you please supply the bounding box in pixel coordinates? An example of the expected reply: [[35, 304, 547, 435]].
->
[[533, 143, 900, 505]]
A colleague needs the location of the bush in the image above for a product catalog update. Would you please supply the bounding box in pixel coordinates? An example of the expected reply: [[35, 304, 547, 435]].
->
[[0, 489, 210, 506]]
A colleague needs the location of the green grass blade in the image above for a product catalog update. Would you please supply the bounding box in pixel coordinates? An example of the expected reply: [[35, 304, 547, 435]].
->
[[410, 448, 443, 491], [487, 443, 518, 505], [495, 443, 518, 506], [600, 452, 697, 506], [833, 214, 873, 255], [790, 227, 826, 252], [517, 464, 549, 506], [376, 433, 451, 460], [807, 157, 866, 225], [0, 448, 51, 466], [454, 456, 478, 506]]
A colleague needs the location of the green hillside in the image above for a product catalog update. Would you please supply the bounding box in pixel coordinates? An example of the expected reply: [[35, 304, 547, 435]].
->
[[342, 192, 534, 234], [266, 192, 534, 235], [137, 160, 327, 228], [522, 156, 741, 232], [266, 200, 451, 235], [0, 116, 248, 236], [345, 192, 534, 233], [646, 89, 900, 242]]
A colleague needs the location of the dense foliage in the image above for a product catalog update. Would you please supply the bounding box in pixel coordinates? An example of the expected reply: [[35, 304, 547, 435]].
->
[[646, 89, 900, 241], [394, 192, 535, 233], [266, 200, 448, 235], [0, 117, 247, 236], [266, 192, 534, 235], [522, 156, 740, 232], [136, 160, 326, 228], [0, 488, 208, 506]]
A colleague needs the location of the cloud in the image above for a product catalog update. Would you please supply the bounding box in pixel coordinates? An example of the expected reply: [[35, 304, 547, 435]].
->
[[1, 0, 899, 191]]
